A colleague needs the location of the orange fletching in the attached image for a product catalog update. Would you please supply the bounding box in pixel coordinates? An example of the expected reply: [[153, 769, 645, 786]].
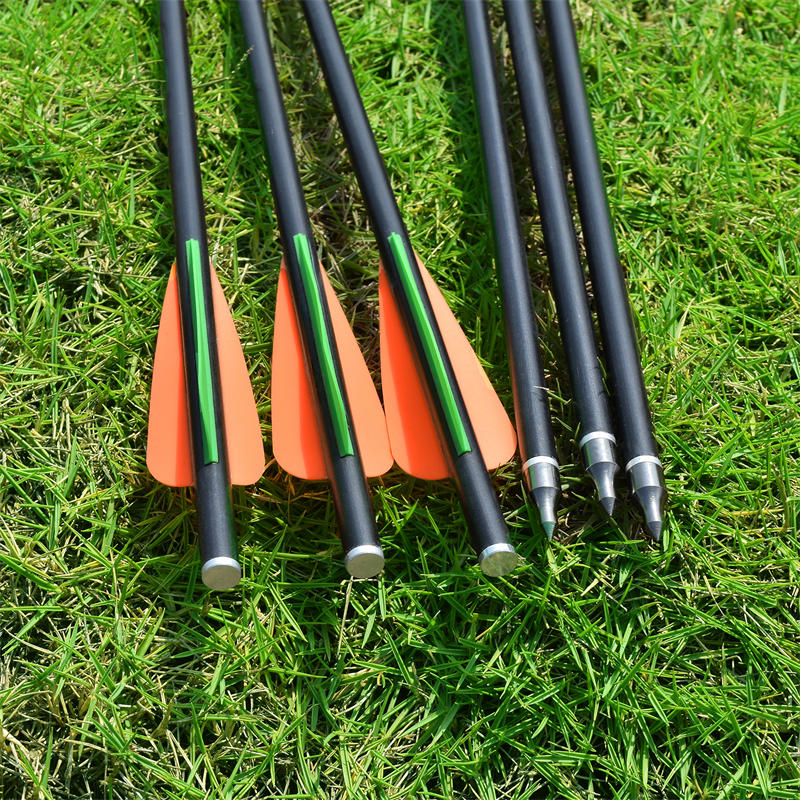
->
[[148, 266, 192, 486], [147, 264, 265, 487], [210, 266, 265, 485], [271, 261, 392, 480], [379, 255, 516, 480]]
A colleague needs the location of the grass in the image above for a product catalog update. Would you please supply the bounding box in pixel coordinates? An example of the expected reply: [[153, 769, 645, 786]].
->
[[1, 0, 799, 797]]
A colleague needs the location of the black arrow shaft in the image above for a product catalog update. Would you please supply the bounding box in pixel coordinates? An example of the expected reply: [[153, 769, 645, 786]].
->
[[462, 0, 558, 474], [160, 0, 237, 576], [237, 0, 382, 571], [503, 0, 612, 441]]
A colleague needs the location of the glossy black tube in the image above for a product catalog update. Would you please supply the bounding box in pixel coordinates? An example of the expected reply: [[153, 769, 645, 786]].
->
[[237, 0, 383, 576], [160, 0, 239, 586], [462, 1, 558, 474], [300, 0, 515, 571], [504, 0, 611, 436]]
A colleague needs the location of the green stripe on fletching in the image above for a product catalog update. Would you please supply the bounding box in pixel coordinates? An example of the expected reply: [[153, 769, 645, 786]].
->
[[387, 233, 471, 456], [293, 233, 354, 458], [186, 238, 219, 465]]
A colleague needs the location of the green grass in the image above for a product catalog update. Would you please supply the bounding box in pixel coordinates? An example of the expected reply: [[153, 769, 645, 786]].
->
[[1, 0, 799, 797]]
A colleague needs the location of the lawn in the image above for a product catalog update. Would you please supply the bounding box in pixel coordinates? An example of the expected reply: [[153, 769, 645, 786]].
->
[[1, 0, 800, 798]]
